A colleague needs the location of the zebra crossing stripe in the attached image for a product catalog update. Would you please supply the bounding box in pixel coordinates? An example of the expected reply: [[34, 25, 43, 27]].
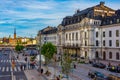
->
[[2, 67, 5, 72], [18, 67, 21, 71], [0, 67, 1, 70], [6, 67, 9, 71], [14, 67, 17, 71], [1, 60, 3, 62], [11, 67, 12, 72]]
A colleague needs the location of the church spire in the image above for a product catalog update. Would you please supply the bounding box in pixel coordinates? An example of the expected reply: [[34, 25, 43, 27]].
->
[[14, 28, 16, 39]]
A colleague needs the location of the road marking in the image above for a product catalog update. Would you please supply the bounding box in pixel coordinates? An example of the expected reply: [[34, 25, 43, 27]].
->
[[11, 67, 13, 71], [18, 66, 21, 71], [1, 60, 3, 62], [0, 75, 11, 77], [6, 67, 9, 71], [14, 67, 17, 71], [2, 67, 5, 72], [0, 67, 1, 70]]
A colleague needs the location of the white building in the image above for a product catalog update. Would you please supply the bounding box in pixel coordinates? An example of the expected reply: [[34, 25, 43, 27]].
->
[[37, 2, 120, 62], [37, 26, 57, 46]]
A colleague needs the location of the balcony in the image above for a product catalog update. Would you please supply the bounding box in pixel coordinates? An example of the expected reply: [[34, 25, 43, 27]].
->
[[63, 44, 80, 49]]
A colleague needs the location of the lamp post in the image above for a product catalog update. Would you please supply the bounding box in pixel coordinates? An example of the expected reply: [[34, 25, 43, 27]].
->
[[37, 45, 41, 72], [37, 33, 41, 75]]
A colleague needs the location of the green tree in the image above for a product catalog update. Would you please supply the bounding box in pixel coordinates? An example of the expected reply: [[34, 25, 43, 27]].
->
[[61, 53, 72, 80], [15, 44, 24, 53], [41, 42, 56, 65]]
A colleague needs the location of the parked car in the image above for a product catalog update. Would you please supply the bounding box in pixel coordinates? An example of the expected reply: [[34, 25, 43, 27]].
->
[[107, 66, 120, 73], [92, 62, 106, 69], [88, 70, 109, 80]]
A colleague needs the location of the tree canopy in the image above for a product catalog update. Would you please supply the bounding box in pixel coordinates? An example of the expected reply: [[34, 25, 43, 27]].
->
[[41, 42, 56, 64], [15, 44, 24, 52]]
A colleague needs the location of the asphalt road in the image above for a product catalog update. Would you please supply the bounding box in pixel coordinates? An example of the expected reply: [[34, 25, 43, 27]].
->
[[0, 49, 27, 80]]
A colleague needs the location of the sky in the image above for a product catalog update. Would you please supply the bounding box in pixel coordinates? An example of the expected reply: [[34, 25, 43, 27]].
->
[[0, 0, 120, 38]]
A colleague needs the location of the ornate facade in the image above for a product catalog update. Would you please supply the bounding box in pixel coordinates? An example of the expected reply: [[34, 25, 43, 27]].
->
[[38, 2, 120, 61]]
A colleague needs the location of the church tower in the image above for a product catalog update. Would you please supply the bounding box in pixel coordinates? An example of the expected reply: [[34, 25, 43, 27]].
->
[[14, 28, 16, 39]]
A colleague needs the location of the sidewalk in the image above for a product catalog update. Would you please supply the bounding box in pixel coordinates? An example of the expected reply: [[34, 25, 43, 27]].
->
[[13, 52, 48, 80], [24, 69, 47, 80]]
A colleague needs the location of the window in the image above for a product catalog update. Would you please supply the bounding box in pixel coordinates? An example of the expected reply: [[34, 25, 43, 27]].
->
[[85, 32, 87, 38], [69, 33, 71, 40], [72, 33, 74, 40], [109, 31, 112, 37], [95, 51, 99, 58], [110, 20, 112, 24], [85, 40, 87, 46], [117, 19, 119, 23], [116, 40, 119, 47], [66, 34, 68, 40], [109, 40, 112, 46], [116, 52, 119, 60], [96, 32, 98, 37], [109, 52, 112, 59], [76, 32, 78, 40], [116, 30, 119, 37], [96, 40, 99, 46], [103, 31, 105, 37], [103, 40, 105, 46]]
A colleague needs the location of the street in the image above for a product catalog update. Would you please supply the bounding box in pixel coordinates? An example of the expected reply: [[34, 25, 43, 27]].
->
[[0, 48, 27, 80]]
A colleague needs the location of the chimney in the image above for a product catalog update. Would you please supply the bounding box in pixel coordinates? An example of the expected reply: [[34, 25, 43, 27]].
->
[[100, 1, 105, 6]]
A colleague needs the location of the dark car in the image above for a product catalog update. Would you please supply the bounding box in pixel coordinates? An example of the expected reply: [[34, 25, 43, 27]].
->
[[107, 66, 120, 73], [88, 70, 109, 80], [92, 62, 106, 69], [97, 63, 106, 69]]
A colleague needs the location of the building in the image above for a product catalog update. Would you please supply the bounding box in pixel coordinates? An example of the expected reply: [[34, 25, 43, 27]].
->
[[38, 26, 57, 46], [37, 2, 120, 62], [1, 28, 37, 46]]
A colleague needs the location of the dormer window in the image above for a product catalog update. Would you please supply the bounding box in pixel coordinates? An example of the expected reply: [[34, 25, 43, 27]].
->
[[110, 20, 112, 24], [117, 19, 120, 23]]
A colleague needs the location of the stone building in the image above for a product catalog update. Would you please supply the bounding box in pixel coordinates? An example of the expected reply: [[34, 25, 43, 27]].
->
[[38, 2, 120, 62], [38, 26, 57, 46]]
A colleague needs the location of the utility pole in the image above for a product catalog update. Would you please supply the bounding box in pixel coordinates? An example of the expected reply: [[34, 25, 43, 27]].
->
[[37, 32, 41, 75]]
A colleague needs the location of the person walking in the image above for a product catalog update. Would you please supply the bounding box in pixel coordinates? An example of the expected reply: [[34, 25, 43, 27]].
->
[[23, 64, 26, 70], [20, 64, 23, 71], [41, 68, 43, 74]]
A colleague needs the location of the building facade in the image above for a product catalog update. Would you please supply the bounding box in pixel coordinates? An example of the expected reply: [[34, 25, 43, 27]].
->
[[37, 2, 120, 62], [38, 26, 57, 46]]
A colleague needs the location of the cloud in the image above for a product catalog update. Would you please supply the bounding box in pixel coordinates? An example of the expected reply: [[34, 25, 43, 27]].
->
[[0, 0, 120, 38]]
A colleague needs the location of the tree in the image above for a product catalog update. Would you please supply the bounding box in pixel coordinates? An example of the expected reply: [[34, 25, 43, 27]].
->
[[41, 42, 56, 65], [61, 53, 72, 80], [15, 44, 24, 53]]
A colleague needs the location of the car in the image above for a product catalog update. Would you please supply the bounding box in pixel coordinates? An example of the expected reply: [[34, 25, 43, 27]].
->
[[107, 66, 120, 73], [88, 70, 109, 80], [92, 62, 106, 69]]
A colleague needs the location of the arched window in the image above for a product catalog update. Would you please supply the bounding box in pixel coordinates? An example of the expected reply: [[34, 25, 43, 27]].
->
[[116, 52, 119, 60], [109, 52, 112, 59], [95, 51, 99, 58]]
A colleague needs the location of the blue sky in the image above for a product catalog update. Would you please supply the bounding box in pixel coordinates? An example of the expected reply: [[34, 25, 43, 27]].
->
[[0, 0, 120, 38]]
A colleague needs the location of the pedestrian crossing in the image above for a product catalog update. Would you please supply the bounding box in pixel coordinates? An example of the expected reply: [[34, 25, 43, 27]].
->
[[0, 60, 18, 63], [0, 66, 22, 72]]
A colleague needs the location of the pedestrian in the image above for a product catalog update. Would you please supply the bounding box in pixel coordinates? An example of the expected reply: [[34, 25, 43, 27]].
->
[[17, 55, 19, 59], [108, 62, 111, 67], [20, 64, 23, 71], [41, 68, 43, 74], [56, 76, 60, 80], [74, 64, 76, 69], [23, 64, 26, 70], [24, 57, 27, 62]]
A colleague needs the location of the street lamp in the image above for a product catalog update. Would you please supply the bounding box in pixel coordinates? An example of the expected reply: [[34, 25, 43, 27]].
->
[[37, 45, 41, 72]]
